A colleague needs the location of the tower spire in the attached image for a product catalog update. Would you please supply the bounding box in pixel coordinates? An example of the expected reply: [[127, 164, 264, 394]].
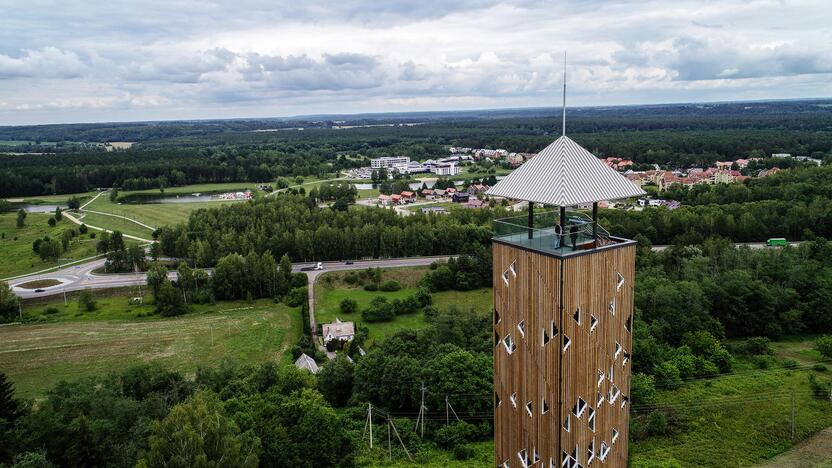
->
[[562, 51, 567, 136]]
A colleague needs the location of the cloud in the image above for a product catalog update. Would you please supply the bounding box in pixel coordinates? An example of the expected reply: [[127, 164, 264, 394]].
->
[[0, 0, 831, 124], [0, 47, 87, 79]]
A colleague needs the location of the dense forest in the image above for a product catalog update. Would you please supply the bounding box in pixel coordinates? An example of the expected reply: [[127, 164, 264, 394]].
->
[[2, 99, 832, 197], [3, 238, 832, 466]]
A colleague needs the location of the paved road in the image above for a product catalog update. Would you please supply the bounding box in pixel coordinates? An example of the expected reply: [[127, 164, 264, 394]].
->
[[10, 255, 452, 300]]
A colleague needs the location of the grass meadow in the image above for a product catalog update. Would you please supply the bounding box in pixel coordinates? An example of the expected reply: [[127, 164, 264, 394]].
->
[[2, 296, 302, 398], [0, 213, 99, 279]]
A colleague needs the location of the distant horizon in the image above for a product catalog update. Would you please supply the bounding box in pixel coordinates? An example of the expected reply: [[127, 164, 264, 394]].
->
[[3, 95, 832, 129], [3, 1, 831, 126]]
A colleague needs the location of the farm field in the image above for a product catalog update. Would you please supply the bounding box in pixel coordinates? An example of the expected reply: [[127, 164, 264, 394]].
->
[[16, 191, 97, 204], [0, 213, 99, 280], [119, 181, 273, 197], [314, 266, 492, 345], [1, 297, 302, 398]]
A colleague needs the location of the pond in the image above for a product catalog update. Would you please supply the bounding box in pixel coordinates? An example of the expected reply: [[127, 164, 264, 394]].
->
[[352, 181, 435, 191], [10, 203, 67, 213], [120, 192, 249, 204]]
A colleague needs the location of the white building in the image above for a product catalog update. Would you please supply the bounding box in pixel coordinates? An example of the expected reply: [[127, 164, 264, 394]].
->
[[432, 162, 459, 176], [322, 318, 355, 344], [371, 156, 410, 172]]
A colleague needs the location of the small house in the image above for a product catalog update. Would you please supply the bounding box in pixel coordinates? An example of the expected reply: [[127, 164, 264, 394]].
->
[[322, 318, 355, 344], [452, 193, 470, 203], [400, 191, 416, 203]]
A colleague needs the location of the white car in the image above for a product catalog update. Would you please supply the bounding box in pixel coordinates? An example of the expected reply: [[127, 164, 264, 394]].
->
[[314, 262, 324, 270]]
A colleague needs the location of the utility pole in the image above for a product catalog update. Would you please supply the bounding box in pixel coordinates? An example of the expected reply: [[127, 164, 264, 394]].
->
[[63, 289, 67, 306], [790, 391, 796, 441], [445, 395, 449, 426], [18, 300, 22, 321], [414, 381, 426, 437], [387, 418, 392, 461]]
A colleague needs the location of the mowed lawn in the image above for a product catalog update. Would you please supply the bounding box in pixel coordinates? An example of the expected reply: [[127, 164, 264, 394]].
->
[[314, 266, 492, 345], [75, 211, 156, 239], [0, 213, 99, 279], [84, 193, 241, 231], [1, 298, 302, 398]]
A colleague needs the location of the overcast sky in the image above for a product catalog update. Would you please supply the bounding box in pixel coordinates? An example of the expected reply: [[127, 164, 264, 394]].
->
[[1, 0, 830, 125]]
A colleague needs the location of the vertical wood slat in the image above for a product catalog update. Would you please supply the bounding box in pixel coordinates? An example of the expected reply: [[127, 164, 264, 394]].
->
[[494, 242, 635, 467]]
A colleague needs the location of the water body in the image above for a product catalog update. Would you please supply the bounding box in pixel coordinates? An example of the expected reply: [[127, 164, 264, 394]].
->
[[11, 203, 67, 213], [352, 181, 435, 191], [121, 193, 246, 204]]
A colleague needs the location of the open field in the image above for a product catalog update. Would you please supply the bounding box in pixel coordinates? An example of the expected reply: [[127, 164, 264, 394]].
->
[[315, 266, 492, 344], [75, 210, 156, 239], [755, 428, 832, 467], [119, 181, 273, 197], [85, 195, 240, 230], [1, 297, 302, 398], [631, 341, 832, 467], [0, 213, 99, 279], [16, 191, 97, 204]]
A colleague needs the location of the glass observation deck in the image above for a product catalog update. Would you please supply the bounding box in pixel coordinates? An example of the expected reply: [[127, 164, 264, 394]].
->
[[493, 210, 632, 257]]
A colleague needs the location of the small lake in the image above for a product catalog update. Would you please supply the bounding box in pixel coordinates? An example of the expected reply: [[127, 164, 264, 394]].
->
[[121, 193, 248, 204], [353, 181, 435, 191], [11, 203, 67, 213]]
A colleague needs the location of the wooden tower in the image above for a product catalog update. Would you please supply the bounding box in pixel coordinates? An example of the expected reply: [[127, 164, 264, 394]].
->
[[486, 135, 645, 467]]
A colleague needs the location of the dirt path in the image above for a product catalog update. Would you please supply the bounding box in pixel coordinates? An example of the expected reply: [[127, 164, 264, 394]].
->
[[755, 428, 832, 467]]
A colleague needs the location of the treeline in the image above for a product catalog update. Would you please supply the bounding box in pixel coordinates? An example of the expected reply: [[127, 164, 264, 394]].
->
[[630, 237, 832, 393], [0, 362, 353, 467], [601, 197, 832, 245], [0, 146, 363, 197], [156, 195, 499, 263]]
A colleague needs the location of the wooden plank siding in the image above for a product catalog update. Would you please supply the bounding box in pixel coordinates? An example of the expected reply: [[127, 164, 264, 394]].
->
[[494, 241, 635, 467]]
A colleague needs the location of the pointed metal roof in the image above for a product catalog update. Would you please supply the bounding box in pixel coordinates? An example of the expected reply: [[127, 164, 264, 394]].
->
[[486, 136, 645, 206]]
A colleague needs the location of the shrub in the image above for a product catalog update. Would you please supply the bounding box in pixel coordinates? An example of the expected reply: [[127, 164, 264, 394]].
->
[[44, 307, 60, 315], [653, 362, 682, 390], [47, 217, 56, 227], [630, 373, 657, 405], [742, 337, 773, 355], [361, 297, 394, 322], [363, 283, 378, 292], [434, 421, 478, 449], [286, 287, 308, 307], [782, 359, 798, 369], [815, 335, 832, 360], [812, 364, 828, 372], [646, 411, 668, 436], [77, 289, 97, 312], [752, 355, 773, 369], [379, 280, 402, 292], [343, 272, 358, 284], [79, 224, 88, 234], [339, 298, 358, 314], [808, 374, 829, 399], [453, 445, 474, 461], [90, 232, 96, 239]]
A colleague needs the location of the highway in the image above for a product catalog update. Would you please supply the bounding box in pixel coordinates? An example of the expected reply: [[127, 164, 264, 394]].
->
[[9, 241, 797, 300], [9, 255, 452, 300]]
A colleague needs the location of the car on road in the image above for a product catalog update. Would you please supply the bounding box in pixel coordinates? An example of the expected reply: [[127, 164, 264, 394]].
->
[[345, 260, 354, 265], [766, 238, 788, 247], [314, 262, 324, 270]]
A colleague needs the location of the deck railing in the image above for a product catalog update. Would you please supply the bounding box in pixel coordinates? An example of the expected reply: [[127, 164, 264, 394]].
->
[[493, 210, 615, 256]]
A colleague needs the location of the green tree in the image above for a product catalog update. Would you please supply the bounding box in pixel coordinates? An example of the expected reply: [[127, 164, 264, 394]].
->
[[109, 188, 119, 203], [146, 263, 168, 300], [155, 280, 189, 317], [78, 223, 88, 234], [0, 282, 20, 323], [78, 289, 97, 312], [16, 209, 26, 228], [339, 298, 358, 314], [67, 197, 81, 210], [47, 217, 56, 227], [816, 335, 832, 360], [138, 390, 259, 468], [316, 356, 354, 407], [53, 206, 62, 222]]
